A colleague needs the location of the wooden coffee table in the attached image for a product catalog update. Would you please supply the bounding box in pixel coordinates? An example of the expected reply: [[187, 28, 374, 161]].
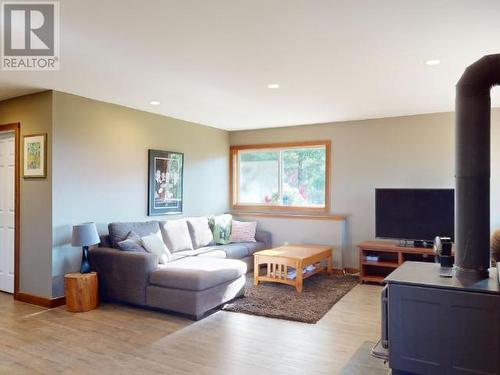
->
[[253, 244, 333, 292]]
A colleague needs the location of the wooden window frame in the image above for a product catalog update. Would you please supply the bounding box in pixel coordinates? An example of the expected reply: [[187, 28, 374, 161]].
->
[[229, 140, 331, 213]]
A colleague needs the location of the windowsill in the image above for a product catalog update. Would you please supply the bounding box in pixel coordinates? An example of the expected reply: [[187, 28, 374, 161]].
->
[[229, 210, 346, 221], [232, 204, 328, 213]]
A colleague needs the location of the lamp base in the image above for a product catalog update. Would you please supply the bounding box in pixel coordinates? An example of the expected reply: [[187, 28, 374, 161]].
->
[[80, 246, 91, 273]]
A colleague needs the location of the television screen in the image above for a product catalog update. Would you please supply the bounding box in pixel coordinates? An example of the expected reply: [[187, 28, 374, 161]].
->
[[375, 188, 454, 241]]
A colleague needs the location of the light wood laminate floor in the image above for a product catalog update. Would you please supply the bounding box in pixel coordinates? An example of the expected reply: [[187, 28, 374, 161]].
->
[[0, 284, 381, 375]]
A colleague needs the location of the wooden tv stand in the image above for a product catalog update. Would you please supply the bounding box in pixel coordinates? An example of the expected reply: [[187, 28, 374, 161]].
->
[[357, 241, 435, 283]]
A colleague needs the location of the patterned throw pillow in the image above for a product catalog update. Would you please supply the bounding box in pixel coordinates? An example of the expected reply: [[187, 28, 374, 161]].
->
[[491, 229, 500, 266], [230, 220, 257, 243], [208, 214, 232, 245], [117, 231, 146, 252]]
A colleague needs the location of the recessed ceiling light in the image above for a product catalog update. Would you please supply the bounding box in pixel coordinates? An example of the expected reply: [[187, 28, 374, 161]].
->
[[150, 100, 160, 106], [267, 83, 280, 89], [425, 59, 441, 66]]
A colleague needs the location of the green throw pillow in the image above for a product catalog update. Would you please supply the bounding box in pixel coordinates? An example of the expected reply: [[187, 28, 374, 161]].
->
[[208, 214, 232, 244]]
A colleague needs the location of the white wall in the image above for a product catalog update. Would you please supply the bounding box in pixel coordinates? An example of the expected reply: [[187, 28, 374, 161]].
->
[[234, 214, 345, 269], [231, 109, 500, 268]]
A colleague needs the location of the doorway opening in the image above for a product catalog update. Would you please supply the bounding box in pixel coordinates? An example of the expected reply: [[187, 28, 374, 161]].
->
[[0, 123, 20, 295]]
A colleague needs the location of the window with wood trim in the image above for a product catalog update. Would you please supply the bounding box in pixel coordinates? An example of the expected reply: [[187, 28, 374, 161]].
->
[[230, 141, 330, 212]]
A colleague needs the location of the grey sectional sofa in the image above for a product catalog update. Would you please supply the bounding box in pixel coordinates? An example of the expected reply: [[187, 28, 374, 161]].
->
[[89, 218, 271, 319]]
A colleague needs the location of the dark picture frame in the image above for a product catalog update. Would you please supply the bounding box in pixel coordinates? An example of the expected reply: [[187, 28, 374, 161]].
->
[[148, 149, 184, 216]]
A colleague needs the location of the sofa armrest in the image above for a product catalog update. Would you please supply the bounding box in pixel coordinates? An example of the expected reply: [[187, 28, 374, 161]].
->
[[89, 247, 158, 305], [255, 230, 272, 249], [99, 234, 111, 247]]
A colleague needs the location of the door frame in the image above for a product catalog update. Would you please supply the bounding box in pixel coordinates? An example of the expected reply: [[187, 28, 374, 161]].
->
[[0, 123, 20, 295]]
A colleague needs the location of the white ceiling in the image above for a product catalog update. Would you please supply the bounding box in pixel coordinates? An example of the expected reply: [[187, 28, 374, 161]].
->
[[1, 0, 500, 130]]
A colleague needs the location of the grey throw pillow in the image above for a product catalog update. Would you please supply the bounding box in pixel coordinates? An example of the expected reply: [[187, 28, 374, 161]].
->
[[117, 231, 146, 252]]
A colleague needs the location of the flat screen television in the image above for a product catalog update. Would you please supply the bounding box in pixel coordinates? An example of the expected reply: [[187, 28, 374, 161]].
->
[[375, 188, 454, 242]]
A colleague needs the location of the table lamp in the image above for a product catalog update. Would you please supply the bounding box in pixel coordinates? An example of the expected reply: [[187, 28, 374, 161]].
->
[[71, 222, 100, 273]]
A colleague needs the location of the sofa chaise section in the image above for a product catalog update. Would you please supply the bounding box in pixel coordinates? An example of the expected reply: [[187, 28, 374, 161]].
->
[[147, 257, 247, 319], [149, 257, 247, 291]]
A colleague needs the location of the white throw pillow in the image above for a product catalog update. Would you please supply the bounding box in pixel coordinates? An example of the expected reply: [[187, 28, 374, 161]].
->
[[230, 220, 257, 243], [141, 232, 171, 264], [161, 219, 194, 252]]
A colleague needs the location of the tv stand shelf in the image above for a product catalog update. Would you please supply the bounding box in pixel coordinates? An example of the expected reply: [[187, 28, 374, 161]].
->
[[357, 241, 435, 284]]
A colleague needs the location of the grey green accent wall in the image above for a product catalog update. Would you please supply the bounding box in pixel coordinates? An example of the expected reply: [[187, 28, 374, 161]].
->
[[230, 110, 500, 268], [51, 92, 229, 296], [0, 91, 53, 298]]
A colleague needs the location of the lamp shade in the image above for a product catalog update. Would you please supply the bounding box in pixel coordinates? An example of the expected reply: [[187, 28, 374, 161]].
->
[[71, 222, 100, 247]]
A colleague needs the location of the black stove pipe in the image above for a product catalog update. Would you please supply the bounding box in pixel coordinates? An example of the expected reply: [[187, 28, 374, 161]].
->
[[455, 54, 500, 278]]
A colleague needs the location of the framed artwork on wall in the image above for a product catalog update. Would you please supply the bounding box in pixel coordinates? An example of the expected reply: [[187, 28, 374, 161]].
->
[[23, 133, 47, 179], [148, 149, 184, 216]]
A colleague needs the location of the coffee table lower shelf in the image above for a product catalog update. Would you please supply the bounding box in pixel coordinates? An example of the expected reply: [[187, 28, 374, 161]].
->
[[253, 245, 333, 293], [256, 266, 327, 288]]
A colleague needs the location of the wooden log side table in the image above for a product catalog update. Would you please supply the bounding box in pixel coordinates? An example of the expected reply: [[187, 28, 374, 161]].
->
[[64, 272, 98, 312], [253, 244, 333, 292]]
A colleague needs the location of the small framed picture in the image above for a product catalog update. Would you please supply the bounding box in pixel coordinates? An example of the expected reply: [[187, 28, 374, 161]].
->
[[148, 149, 184, 216], [23, 133, 47, 179]]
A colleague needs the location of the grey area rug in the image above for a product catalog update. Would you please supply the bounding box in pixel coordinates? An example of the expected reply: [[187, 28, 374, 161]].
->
[[223, 273, 358, 323], [339, 341, 390, 375]]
